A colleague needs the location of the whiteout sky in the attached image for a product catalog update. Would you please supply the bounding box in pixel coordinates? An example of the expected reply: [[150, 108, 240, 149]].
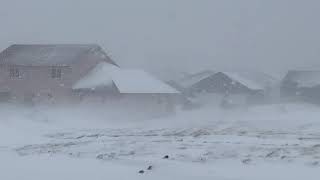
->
[[1, 0, 320, 79]]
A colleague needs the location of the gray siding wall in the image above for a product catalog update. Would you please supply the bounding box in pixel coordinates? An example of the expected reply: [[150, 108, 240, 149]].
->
[[0, 54, 105, 102], [0, 64, 72, 101], [78, 93, 176, 118]]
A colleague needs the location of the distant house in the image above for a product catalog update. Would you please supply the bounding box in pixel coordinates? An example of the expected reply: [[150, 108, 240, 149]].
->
[[171, 70, 216, 96], [175, 70, 277, 105], [0, 44, 118, 102], [73, 62, 179, 117], [281, 70, 320, 104], [0, 44, 179, 114]]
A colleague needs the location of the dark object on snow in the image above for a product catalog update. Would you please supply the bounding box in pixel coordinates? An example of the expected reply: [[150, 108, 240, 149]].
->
[[163, 155, 169, 159], [242, 158, 252, 164], [147, 165, 153, 170], [138, 170, 145, 174]]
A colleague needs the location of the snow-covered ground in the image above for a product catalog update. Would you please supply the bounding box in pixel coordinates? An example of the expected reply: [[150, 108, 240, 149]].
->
[[1, 103, 320, 180]]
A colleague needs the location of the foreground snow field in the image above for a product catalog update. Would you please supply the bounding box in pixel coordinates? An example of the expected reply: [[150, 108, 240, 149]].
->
[[1, 103, 320, 180]]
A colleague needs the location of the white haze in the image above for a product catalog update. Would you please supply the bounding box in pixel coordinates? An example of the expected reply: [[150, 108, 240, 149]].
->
[[2, 1, 320, 179], [1, 0, 320, 79]]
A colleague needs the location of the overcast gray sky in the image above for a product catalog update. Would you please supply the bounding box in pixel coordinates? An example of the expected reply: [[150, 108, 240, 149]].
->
[[1, 0, 319, 79]]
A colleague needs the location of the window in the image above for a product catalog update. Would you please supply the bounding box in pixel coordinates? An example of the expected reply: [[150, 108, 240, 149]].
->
[[51, 67, 62, 79], [9, 66, 21, 78]]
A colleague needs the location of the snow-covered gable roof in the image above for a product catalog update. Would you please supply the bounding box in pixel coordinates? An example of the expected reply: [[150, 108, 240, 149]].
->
[[178, 70, 216, 88], [72, 62, 118, 90], [222, 72, 263, 90], [222, 71, 277, 90], [283, 70, 320, 88], [73, 62, 179, 94], [0, 44, 118, 66], [111, 70, 179, 94], [176, 70, 276, 91]]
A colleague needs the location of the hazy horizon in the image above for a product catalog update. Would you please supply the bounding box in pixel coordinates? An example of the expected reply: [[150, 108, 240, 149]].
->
[[1, 0, 320, 79]]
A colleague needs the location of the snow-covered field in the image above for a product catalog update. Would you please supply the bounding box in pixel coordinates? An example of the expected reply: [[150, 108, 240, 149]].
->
[[1, 103, 320, 180]]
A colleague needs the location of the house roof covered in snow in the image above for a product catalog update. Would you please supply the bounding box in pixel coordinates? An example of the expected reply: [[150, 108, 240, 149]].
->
[[0, 44, 118, 66], [283, 70, 320, 88], [72, 62, 119, 90], [178, 70, 216, 88], [111, 70, 179, 94], [177, 70, 276, 91], [222, 71, 277, 90], [73, 62, 179, 94]]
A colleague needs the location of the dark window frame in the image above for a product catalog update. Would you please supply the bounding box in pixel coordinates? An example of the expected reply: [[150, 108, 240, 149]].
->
[[51, 66, 62, 79], [9, 66, 21, 79]]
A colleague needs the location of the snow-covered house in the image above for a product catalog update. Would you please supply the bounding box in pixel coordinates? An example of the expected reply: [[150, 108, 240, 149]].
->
[[175, 70, 277, 105], [0, 44, 179, 114], [72, 62, 179, 117], [170, 70, 216, 96], [0, 44, 118, 102], [281, 70, 320, 104]]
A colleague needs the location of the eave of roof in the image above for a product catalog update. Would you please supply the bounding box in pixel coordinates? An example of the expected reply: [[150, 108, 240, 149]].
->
[[0, 44, 118, 67]]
